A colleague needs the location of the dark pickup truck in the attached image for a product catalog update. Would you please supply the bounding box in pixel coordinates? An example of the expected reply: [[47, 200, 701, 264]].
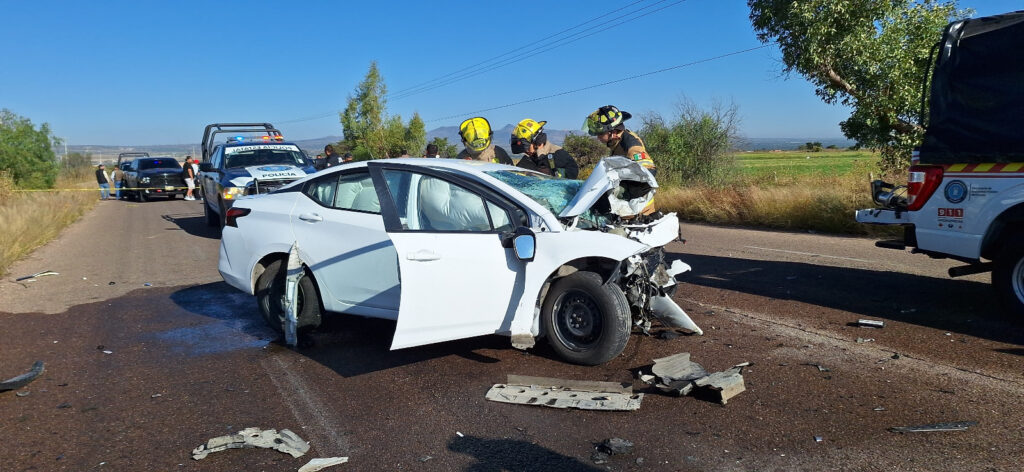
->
[[124, 157, 186, 201]]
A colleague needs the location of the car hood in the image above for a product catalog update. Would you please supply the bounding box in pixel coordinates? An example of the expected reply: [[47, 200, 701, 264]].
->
[[559, 156, 658, 218], [226, 165, 311, 186]]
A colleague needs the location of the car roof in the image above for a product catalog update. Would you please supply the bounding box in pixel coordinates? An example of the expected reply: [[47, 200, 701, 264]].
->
[[223, 141, 301, 149]]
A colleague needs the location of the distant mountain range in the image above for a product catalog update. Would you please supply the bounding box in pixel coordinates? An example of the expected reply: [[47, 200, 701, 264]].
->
[[69, 126, 856, 161]]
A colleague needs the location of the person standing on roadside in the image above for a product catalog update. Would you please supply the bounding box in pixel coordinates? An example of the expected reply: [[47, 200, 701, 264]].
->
[[324, 145, 343, 167], [456, 117, 513, 164], [583, 105, 656, 176], [183, 157, 197, 201], [110, 164, 126, 199], [511, 118, 579, 178], [189, 156, 202, 201], [96, 164, 112, 200], [342, 152, 354, 163]]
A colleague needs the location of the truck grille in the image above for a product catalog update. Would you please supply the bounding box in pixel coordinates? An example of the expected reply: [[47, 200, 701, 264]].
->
[[148, 173, 184, 187]]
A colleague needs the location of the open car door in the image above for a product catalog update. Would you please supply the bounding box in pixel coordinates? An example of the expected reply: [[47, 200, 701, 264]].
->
[[367, 162, 530, 350]]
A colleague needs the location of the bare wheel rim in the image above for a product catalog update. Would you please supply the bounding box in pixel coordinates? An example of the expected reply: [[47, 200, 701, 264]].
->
[[1012, 257, 1024, 304], [552, 289, 603, 352]]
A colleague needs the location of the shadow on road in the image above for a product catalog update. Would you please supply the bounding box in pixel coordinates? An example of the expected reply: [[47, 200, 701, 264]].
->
[[448, 435, 602, 472], [678, 254, 1024, 345], [162, 211, 220, 239]]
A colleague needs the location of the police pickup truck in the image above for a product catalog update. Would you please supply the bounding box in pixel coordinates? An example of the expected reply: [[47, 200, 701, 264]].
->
[[199, 123, 316, 228], [855, 11, 1024, 316]]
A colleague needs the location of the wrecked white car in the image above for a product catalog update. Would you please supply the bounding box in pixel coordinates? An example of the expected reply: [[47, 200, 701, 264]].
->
[[217, 157, 700, 365]]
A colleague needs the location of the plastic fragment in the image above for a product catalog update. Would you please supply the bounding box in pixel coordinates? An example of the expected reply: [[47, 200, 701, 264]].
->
[[298, 457, 349, 472], [191, 427, 309, 460], [0, 361, 45, 392]]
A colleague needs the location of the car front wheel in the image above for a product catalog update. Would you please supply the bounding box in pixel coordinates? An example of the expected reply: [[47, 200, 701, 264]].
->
[[541, 271, 631, 365], [203, 198, 218, 226], [256, 259, 322, 335], [993, 235, 1024, 318]]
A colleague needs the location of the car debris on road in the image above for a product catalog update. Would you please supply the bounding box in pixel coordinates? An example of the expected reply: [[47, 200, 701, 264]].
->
[[642, 352, 747, 404], [298, 457, 349, 472], [192, 427, 310, 460], [889, 421, 978, 433], [14, 270, 59, 282], [485, 375, 642, 411], [855, 319, 885, 328], [0, 360, 45, 392]]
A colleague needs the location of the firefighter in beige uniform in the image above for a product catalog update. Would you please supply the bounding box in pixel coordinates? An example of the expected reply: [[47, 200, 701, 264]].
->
[[456, 116, 514, 164], [584, 105, 656, 176]]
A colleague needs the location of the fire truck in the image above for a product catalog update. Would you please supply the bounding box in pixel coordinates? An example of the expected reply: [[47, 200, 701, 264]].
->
[[856, 11, 1024, 316]]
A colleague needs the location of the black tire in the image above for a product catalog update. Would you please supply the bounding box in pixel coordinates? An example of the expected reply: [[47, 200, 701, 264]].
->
[[993, 237, 1024, 318], [138, 191, 148, 202], [203, 199, 218, 227], [541, 271, 631, 365], [256, 259, 322, 335]]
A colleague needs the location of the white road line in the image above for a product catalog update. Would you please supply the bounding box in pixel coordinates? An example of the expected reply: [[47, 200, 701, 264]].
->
[[743, 246, 877, 264]]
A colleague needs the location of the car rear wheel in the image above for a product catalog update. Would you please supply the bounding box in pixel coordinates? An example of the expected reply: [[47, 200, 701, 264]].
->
[[256, 259, 322, 335], [993, 234, 1024, 318], [541, 271, 631, 365]]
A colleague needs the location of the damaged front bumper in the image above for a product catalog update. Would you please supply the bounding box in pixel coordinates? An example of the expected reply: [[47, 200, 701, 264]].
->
[[620, 248, 702, 335]]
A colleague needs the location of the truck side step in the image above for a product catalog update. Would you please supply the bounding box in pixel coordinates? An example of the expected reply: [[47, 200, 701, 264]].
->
[[949, 262, 992, 278], [875, 240, 907, 250]]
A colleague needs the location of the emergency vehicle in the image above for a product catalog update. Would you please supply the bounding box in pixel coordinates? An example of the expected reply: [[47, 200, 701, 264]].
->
[[855, 11, 1024, 316]]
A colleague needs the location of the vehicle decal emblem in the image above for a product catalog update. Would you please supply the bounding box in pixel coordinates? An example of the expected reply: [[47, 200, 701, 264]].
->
[[256, 165, 292, 172], [944, 180, 967, 204]]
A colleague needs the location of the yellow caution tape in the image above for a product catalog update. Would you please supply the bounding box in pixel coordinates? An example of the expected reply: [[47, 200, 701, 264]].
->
[[14, 187, 194, 192]]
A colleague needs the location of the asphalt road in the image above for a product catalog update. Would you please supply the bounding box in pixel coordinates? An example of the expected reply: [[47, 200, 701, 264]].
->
[[1, 198, 1022, 471]]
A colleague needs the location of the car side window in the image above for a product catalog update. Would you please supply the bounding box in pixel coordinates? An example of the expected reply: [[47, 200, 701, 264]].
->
[[211, 147, 223, 169], [304, 171, 380, 214], [381, 169, 508, 232]]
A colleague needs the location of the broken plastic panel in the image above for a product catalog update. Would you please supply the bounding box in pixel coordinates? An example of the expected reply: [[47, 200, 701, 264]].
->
[[485, 375, 642, 411]]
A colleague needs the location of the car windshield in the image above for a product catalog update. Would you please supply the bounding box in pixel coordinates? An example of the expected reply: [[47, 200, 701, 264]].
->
[[485, 170, 583, 216], [139, 159, 181, 170], [224, 146, 309, 169]]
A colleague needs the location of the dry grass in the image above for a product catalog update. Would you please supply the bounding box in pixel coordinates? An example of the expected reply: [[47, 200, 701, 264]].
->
[[0, 172, 97, 276], [657, 170, 900, 236]]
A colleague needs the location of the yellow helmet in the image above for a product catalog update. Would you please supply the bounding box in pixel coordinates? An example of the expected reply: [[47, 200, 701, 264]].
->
[[512, 119, 546, 141], [459, 117, 492, 153]]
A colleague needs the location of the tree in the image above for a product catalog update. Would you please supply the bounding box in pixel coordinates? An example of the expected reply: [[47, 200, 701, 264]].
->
[[748, 0, 965, 171], [404, 112, 426, 155], [0, 109, 60, 188], [562, 133, 608, 168], [429, 137, 458, 158], [339, 62, 426, 159], [62, 151, 92, 171], [638, 98, 739, 186]]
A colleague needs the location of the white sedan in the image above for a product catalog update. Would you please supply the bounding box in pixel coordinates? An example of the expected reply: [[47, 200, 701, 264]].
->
[[217, 157, 701, 365]]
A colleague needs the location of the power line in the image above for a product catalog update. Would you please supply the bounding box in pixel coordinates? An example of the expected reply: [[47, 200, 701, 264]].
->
[[388, 0, 685, 101], [425, 44, 771, 123], [388, 0, 650, 98]]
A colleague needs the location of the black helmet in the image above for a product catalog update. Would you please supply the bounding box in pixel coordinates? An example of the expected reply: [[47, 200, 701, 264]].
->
[[583, 105, 632, 136]]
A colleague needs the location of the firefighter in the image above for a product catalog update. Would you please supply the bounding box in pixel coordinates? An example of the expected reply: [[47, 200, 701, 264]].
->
[[456, 117, 514, 164], [583, 105, 656, 176], [510, 118, 579, 179]]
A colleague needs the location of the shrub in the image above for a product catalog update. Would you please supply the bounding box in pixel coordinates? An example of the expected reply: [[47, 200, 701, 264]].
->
[[638, 98, 739, 187]]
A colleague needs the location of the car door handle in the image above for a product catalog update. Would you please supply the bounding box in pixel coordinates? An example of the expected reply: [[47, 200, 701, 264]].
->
[[298, 213, 323, 222], [406, 250, 441, 261]]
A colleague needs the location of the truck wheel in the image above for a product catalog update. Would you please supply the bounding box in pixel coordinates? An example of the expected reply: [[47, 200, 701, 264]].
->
[[138, 191, 148, 202], [541, 271, 631, 365], [203, 200, 218, 227], [256, 259, 322, 335], [993, 239, 1024, 318]]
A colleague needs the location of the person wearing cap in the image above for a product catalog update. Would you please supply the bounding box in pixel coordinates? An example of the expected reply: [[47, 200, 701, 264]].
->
[[511, 118, 579, 179], [583, 105, 656, 176], [456, 117, 513, 164]]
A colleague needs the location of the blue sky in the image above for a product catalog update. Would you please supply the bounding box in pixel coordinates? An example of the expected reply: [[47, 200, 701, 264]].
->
[[0, 0, 1019, 146]]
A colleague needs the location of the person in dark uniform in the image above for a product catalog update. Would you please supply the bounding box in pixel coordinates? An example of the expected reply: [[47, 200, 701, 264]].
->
[[510, 118, 578, 179], [583, 105, 656, 176]]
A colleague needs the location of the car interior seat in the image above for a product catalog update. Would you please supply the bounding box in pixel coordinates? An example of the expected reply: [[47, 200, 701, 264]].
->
[[417, 175, 490, 231]]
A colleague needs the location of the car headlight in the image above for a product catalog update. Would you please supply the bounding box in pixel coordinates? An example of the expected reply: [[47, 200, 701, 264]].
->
[[140, 177, 150, 184], [222, 187, 245, 200]]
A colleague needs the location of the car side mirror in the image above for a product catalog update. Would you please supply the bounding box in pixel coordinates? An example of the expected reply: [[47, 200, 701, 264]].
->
[[199, 162, 213, 172], [510, 227, 536, 262]]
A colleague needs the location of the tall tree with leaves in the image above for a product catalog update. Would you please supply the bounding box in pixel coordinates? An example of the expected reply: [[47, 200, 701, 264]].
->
[[0, 109, 60, 188], [404, 112, 426, 155], [340, 61, 387, 157], [748, 0, 964, 171], [428, 137, 459, 158]]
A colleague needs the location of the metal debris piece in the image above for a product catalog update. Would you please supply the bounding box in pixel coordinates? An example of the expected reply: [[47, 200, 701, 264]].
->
[[191, 427, 310, 460], [298, 457, 349, 472], [650, 295, 703, 334], [694, 367, 746, 405], [15, 270, 59, 281], [856, 338, 875, 343], [803, 363, 831, 372], [652, 353, 708, 383], [418, 456, 433, 463], [283, 243, 303, 347], [856, 319, 885, 328], [485, 375, 642, 411], [16, 391, 30, 397], [599, 438, 634, 455], [0, 361, 45, 392], [873, 407, 886, 411], [889, 421, 978, 433], [814, 436, 823, 443]]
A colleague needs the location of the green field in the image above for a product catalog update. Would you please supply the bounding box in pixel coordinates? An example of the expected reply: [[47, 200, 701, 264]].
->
[[734, 149, 879, 181]]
